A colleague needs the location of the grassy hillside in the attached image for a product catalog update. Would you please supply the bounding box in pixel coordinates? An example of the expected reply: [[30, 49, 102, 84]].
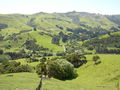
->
[[29, 31, 64, 51], [106, 15, 120, 25], [0, 54, 120, 90], [0, 14, 32, 30], [58, 12, 118, 29], [0, 12, 120, 53]]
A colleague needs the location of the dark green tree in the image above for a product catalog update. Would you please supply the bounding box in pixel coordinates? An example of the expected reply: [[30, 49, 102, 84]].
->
[[0, 49, 3, 54], [47, 59, 78, 80], [51, 35, 60, 45], [64, 54, 87, 68], [92, 55, 101, 65]]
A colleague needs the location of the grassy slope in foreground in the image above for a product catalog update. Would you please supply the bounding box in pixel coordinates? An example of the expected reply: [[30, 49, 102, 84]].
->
[[0, 54, 120, 90]]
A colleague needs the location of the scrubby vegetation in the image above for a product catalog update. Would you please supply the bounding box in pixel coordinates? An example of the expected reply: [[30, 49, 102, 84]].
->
[[83, 31, 120, 54], [0, 61, 32, 74], [62, 53, 87, 68]]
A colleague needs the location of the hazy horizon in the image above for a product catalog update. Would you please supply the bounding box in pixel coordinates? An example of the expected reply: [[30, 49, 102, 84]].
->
[[0, 11, 120, 15], [0, 0, 120, 15]]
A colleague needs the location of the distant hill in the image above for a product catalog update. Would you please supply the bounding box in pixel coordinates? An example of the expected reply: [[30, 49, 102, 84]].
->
[[0, 11, 120, 53]]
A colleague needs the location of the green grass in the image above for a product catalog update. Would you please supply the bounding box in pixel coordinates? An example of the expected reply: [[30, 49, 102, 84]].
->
[[79, 14, 116, 29], [29, 31, 64, 52], [0, 30, 64, 52], [0, 73, 39, 90], [0, 54, 120, 90], [99, 34, 110, 39], [15, 58, 40, 67]]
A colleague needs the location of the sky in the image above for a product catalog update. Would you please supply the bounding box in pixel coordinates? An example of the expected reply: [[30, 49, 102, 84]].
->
[[0, 0, 120, 15]]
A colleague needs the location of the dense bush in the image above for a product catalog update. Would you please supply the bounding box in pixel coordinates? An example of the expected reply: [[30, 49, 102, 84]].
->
[[36, 62, 47, 77], [59, 31, 68, 42], [92, 55, 101, 65], [0, 49, 3, 54], [47, 59, 78, 80], [0, 61, 32, 74], [0, 24, 8, 29], [52, 35, 60, 45], [24, 40, 48, 51], [16, 65, 32, 72], [56, 25, 63, 30], [63, 54, 87, 68], [27, 57, 39, 63], [56, 52, 66, 56], [0, 35, 4, 41], [5, 52, 23, 60], [0, 55, 11, 63], [83, 34, 120, 54], [43, 52, 53, 56]]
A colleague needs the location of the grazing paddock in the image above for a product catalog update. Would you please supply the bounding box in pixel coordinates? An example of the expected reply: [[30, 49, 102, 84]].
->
[[0, 54, 120, 90]]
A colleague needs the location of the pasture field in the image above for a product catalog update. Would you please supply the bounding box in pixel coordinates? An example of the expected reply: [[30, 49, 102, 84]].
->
[[0, 54, 120, 90]]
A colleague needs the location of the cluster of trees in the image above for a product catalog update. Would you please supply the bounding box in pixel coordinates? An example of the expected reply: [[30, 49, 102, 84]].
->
[[0, 48, 54, 62], [84, 35, 120, 48], [59, 31, 68, 43], [52, 26, 116, 46], [56, 25, 63, 30], [62, 53, 87, 68], [0, 49, 3, 55], [66, 27, 110, 41], [83, 33, 120, 54], [0, 49, 12, 63], [51, 31, 69, 45], [51, 35, 60, 45], [5, 52, 26, 60], [65, 41, 84, 54], [36, 53, 87, 80], [27, 57, 39, 63], [0, 61, 32, 74], [56, 51, 66, 56], [52, 25, 118, 46], [36, 57, 78, 89], [0, 24, 8, 29], [95, 47, 120, 54], [24, 40, 48, 51], [0, 34, 4, 41], [36, 59, 78, 80]]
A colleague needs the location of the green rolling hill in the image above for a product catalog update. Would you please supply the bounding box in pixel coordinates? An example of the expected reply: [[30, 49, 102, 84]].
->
[[0, 11, 120, 53]]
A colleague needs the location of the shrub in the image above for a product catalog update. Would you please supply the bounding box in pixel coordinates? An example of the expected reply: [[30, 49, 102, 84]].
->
[[52, 35, 60, 45], [0, 54, 11, 63], [0, 61, 32, 74], [36, 62, 47, 77], [0, 49, 3, 54], [92, 55, 101, 65], [44, 52, 53, 56], [56, 52, 66, 56], [5, 52, 23, 60], [27, 57, 39, 63], [63, 54, 87, 68], [16, 65, 32, 72]]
